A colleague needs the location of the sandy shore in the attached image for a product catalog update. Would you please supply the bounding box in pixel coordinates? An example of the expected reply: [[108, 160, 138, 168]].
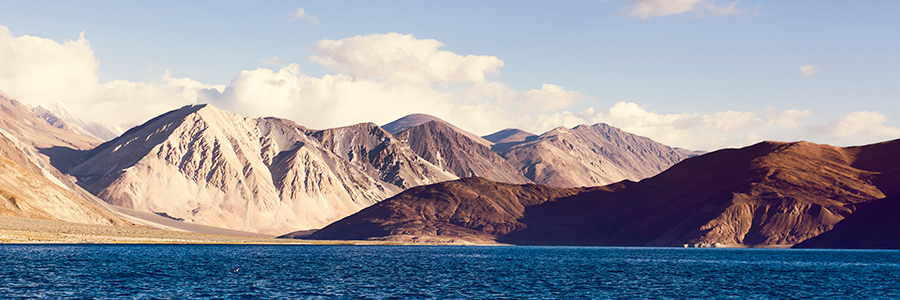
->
[[0, 215, 440, 245]]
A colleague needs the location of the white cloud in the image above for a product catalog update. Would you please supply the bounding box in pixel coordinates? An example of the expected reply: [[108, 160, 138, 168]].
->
[[800, 65, 819, 77], [810, 111, 900, 145], [91, 72, 225, 127], [0, 23, 222, 128], [0, 24, 99, 106], [564, 102, 818, 150], [465, 82, 587, 115], [290, 8, 320, 26], [204, 64, 458, 129], [260, 56, 286, 67], [309, 33, 504, 84], [617, 0, 744, 19]]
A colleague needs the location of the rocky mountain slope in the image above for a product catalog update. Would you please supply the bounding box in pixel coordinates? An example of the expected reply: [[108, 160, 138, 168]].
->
[[394, 121, 531, 184], [307, 121, 456, 188], [66, 104, 462, 234], [384, 115, 694, 187], [794, 194, 900, 249], [1, 90, 261, 235], [308, 139, 900, 247], [0, 128, 123, 225], [482, 128, 536, 152], [0, 92, 101, 173], [497, 123, 696, 187], [382, 113, 493, 147]]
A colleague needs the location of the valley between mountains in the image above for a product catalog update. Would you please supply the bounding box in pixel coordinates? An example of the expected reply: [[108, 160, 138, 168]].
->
[[2, 89, 899, 248]]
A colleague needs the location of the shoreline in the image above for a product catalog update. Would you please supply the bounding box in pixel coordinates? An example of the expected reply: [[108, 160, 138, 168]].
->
[[0, 215, 457, 246], [2, 215, 886, 249]]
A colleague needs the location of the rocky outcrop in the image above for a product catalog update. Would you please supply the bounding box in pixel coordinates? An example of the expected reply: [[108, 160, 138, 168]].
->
[[307, 139, 900, 247], [498, 123, 695, 187]]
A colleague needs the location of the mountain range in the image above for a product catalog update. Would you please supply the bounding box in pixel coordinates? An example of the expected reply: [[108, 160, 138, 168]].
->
[[56, 103, 690, 234], [3, 87, 899, 248], [309, 139, 900, 247]]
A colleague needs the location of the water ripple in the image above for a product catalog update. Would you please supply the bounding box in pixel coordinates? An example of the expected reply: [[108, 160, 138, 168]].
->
[[0, 245, 899, 299]]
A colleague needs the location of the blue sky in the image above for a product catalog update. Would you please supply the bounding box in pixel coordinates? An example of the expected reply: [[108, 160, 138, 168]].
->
[[0, 1, 898, 150]]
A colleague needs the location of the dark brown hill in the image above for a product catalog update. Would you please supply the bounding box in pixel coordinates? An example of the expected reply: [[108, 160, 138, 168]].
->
[[306, 139, 900, 246], [307, 177, 599, 244], [794, 194, 900, 249], [394, 121, 531, 184]]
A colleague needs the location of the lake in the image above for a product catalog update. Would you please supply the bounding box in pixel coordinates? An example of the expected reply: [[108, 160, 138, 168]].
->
[[1, 245, 898, 299]]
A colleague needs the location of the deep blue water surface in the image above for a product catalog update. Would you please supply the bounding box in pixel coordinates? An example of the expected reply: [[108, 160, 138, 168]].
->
[[1, 245, 899, 299]]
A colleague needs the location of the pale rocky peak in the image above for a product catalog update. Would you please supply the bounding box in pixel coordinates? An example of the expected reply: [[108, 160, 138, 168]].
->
[[32, 101, 123, 141], [483, 128, 537, 152], [483, 128, 536, 144], [395, 120, 531, 184], [307, 122, 457, 188], [383, 113, 493, 147], [69, 103, 408, 234], [499, 122, 695, 188]]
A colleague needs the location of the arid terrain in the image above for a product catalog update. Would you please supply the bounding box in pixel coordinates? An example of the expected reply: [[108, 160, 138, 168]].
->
[[308, 139, 900, 247]]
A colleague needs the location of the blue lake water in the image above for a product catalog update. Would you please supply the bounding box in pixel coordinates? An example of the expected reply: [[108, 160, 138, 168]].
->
[[1, 245, 899, 299]]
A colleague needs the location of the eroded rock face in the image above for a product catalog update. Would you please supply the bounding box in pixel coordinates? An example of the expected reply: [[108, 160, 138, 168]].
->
[[499, 123, 695, 188], [307, 139, 900, 247], [307, 122, 456, 189], [395, 121, 531, 185]]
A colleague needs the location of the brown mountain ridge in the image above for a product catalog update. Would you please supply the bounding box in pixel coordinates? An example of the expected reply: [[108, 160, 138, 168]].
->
[[307, 139, 900, 247]]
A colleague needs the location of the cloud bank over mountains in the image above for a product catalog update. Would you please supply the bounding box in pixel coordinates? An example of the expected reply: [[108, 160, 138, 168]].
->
[[0, 23, 897, 151]]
